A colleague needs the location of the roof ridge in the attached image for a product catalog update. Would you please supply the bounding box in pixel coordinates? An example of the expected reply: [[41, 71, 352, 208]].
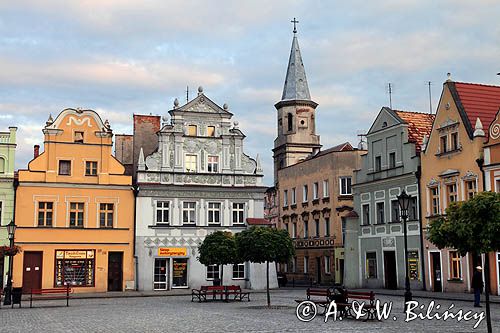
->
[[394, 110, 435, 116], [453, 81, 500, 89]]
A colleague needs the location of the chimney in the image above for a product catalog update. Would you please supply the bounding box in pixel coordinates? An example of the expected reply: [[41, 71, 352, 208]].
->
[[34, 145, 40, 158]]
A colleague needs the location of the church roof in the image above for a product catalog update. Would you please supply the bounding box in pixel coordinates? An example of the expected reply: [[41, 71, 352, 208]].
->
[[281, 35, 311, 101]]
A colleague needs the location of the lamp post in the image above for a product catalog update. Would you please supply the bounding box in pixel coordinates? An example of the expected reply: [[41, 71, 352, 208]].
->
[[3, 220, 17, 306], [397, 190, 412, 310]]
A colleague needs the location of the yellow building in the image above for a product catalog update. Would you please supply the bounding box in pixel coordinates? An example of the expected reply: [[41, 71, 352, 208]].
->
[[13, 108, 135, 293]]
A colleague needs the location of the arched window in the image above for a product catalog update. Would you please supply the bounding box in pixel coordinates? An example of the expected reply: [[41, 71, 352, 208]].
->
[[0, 157, 4, 173], [287, 113, 293, 132]]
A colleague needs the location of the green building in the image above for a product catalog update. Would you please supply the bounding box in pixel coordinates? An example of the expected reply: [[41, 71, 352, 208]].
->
[[0, 127, 16, 288]]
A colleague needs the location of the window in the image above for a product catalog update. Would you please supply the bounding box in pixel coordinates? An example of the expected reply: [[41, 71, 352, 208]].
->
[[375, 156, 382, 171], [59, 160, 71, 176], [99, 203, 114, 228], [440, 135, 448, 153], [206, 264, 220, 280], [291, 257, 297, 273], [408, 197, 418, 221], [302, 185, 308, 202], [208, 202, 221, 224], [292, 222, 297, 238], [449, 251, 462, 279], [232, 203, 245, 224], [207, 156, 219, 173], [233, 263, 245, 279], [185, 154, 197, 173], [431, 187, 440, 215], [313, 182, 319, 200], [447, 183, 457, 205], [315, 219, 320, 237], [69, 202, 84, 228], [376, 202, 385, 224], [55, 250, 95, 287], [389, 152, 396, 168], [303, 221, 309, 238], [465, 180, 476, 200], [325, 218, 330, 237], [304, 256, 309, 273], [323, 180, 329, 198], [38, 202, 53, 226], [182, 202, 196, 225], [85, 161, 98, 176], [325, 256, 331, 274], [366, 252, 377, 278], [283, 190, 288, 207], [207, 126, 215, 137], [391, 200, 400, 222], [291, 188, 296, 205], [172, 258, 188, 287], [340, 177, 352, 195], [188, 125, 197, 136], [156, 201, 170, 225], [451, 132, 458, 150], [342, 218, 346, 245], [287, 113, 293, 132], [74, 131, 84, 143], [362, 204, 370, 225], [0, 157, 4, 173], [0, 202, 2, 223]]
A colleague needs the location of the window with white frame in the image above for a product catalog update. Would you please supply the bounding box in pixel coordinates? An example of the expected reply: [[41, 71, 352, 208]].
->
[[37, 201, 53, 227], [302, 185, 308, 202], [99, 203, 114, 228], [232, 263, 245, 279], [449, 251, 462, 279], [291, 188, 296, 205], [430, 187, 440, 215], [182, 202, 196, 225], [232, 203, 245, 224], [292, 222, 297, 238], [391, 199, 400, 222], [447, 183, 457, 206], [207, 156, 219, 173], [362, 204, 370, 225], [323, 180, 329, 198], [324, 256, 331, 274], [206, 264, 220, 280], [340, 177, 352, 195], [207, 126, 215, 137], [185, 154, 197, 173], [207, 202, 221, 224], [283, 190, 288, 207], [366, 252, 377, 278], [156, 201, 170, 225], [304, 256, 309, 273], [313, 182, 319, 200], [376, 202, 385, 224], [465, 180, 476, 200], [408, 197, 418, 221], [303, 221, 309, 238], [188, 125, 197, 136]]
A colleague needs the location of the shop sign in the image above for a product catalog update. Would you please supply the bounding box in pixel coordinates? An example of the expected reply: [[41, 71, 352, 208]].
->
[[56, 250, 95, 259], [158, 247, 187, 257]]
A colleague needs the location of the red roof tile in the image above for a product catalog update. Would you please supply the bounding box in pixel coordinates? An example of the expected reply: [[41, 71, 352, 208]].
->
[[453, 82, 500, 139], [394, 111, 435, 153], [246, 218, 272, 226]]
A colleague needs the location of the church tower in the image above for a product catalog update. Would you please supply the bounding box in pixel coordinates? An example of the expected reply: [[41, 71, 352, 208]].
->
[[273, 23, 321, 184]]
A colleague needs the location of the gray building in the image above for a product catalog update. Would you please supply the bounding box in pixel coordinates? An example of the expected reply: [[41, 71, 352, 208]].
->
[[135, 87, 276, 291], [344, 107, 434, 290]]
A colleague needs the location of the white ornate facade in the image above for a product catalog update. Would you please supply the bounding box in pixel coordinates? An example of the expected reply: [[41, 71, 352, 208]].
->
[[135, 88, 276, 291]]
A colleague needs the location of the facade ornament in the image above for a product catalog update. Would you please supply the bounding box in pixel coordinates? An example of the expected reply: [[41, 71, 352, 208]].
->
[[138, 147, 146, 171], [427, 178, 439, 188], [46, 114, 54, 126], [174, 98, 179, 108], [198, 86, 203, 95], [473, 117, 485, 137], [233, 121, 239, 129], [255, 154, 263, 174]]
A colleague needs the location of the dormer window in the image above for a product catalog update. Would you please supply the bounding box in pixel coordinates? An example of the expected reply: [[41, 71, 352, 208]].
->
[[207, 126, 215, 137], [188, 125, 197, 136], [74, 131, 84, 143]]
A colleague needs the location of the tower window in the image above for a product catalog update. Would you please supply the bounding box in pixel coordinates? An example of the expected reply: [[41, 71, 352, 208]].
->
[[287, 113, 293, 132]]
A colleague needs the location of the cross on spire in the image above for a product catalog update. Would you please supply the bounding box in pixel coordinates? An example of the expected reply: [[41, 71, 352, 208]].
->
[[291, 17, 299, 34]]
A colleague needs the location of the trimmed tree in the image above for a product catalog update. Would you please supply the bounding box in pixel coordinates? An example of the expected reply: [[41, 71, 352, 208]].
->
[[236, 226, 295, 307], [197, 231, 238, 285], [428, 191, 500, 333]]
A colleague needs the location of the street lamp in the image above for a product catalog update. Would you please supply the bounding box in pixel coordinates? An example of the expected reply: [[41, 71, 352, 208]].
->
[[397, 190, 412, 310], [3, 220, 17, 306]]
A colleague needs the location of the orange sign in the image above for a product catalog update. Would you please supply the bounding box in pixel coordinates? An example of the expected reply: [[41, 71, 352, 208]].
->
[[158, 247, 187, 257]]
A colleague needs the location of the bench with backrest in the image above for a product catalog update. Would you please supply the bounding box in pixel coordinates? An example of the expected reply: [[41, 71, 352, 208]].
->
[[335, 290, 377, 321], [30, 286, 72, 308], [295, 288, 333, 315], [191, 285, 226, 302], [225, 285, 250, 302]]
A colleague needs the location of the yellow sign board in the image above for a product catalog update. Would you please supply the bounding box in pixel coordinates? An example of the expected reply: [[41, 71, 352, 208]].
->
[[158, 247, 187, 257], [56, 250, 94, 259]]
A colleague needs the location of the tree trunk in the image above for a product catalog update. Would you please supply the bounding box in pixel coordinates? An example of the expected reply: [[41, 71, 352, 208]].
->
[[484, 253, 492, 333], [266, 261, 271, 307], [220, 265, 224, 286]]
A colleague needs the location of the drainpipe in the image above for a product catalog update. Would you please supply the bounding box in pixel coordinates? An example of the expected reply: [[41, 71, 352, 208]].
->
[[133, 185, 139, 291], [415, 166, 427, 291]]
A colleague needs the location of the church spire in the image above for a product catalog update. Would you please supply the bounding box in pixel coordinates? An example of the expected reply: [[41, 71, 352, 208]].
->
[[281, 28, 311, 101]]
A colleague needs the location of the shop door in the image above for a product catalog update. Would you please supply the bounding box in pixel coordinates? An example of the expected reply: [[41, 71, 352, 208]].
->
[[108, 252, 123, 292], [431, 252, 442, 292], [383, 251, 397, 290], [154, 258, 168, 290], [22, 252, 43, 293]]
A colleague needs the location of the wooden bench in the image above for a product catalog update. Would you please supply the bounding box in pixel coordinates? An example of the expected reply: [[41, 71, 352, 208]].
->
[[295, 288, 333, 315], [335, 290, 377, 321], [225, 285, 250, 302], [191, 285, 226, 302], [30, 286, 72, 308]]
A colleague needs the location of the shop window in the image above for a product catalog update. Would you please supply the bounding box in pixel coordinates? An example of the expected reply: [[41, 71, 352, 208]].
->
[[55, 250, 95, 287], [207, 156, 219, 173], [85, 161, 98, 176], [182, 202, 196, 225], [69, 202, 84, 228], [59, 160, 71, 176], [449, 251, 462, 279], [156, 201, 170, 225], [207, 202, 221, 224], [172, 258, 188, 287], [99, 203, 114, 228], [232, 263, 245, 279], [206, 264, 220, 280], [366, 252, 377, 278], [232, 203, 245, 224], [38, 202, 53, 227]]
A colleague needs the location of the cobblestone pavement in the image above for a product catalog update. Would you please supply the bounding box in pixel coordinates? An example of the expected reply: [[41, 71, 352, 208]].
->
[[0, 289, 498, 332]]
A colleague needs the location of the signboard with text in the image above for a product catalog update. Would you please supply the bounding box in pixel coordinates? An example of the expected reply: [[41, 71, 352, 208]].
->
[[158, 247, 187, 257]]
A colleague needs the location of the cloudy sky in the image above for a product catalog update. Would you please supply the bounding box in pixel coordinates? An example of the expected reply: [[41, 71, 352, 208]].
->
[[1, 1, 499, 184]]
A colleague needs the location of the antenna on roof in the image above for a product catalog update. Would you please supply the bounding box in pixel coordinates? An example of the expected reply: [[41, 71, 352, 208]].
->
[[427, 81, 433, 114], [186, 86, 189, 103], [387, 83, 393, 109]]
